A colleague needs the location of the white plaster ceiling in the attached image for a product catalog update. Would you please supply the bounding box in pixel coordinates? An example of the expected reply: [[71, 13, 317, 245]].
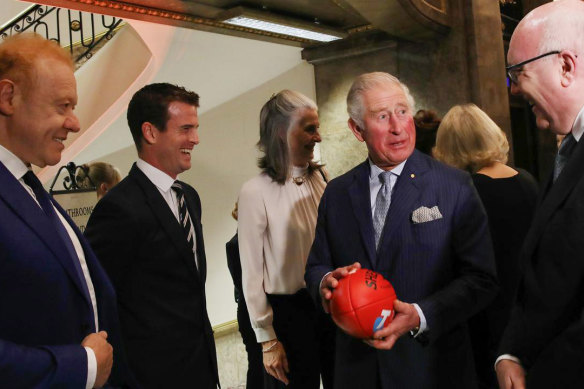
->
[[1, 1, 32, 26], [1, 0, 307, 164], [75, 23, 305, 163]]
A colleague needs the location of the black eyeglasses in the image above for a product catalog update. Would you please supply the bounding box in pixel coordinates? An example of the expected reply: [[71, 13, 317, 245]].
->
[[506, 51, 560, 84]]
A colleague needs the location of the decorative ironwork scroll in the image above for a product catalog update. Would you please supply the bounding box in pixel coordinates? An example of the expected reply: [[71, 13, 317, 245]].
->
[[0, 4, 123, 64], [49, 162, 96, 194]]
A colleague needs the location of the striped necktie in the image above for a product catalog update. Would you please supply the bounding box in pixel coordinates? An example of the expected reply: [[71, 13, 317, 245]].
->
[[171, 181, 195, 255], [553, 133, 577, 182]]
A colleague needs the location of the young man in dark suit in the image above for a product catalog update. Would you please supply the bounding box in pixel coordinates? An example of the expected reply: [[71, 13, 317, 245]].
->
[[0, 33, 134, 388], [85, 83, 219, 388], [305, 72, 498, 389], [496, 1, 584, 388]]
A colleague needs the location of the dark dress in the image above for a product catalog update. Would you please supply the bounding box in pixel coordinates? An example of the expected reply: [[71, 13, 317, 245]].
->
[[226, 233, 265, 389], [469, 168, 539, 389]]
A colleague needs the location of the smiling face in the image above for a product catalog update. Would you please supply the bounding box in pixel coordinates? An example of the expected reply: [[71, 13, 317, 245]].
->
[[287, 108, 321, 167], [148, 101, 199, 178], [349, 83, 416, 170], [4, 57, 79, 167], [507, 25, 568, 134]]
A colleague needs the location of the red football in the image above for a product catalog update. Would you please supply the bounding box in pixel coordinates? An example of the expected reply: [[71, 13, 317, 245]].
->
[[330, 268, 397, 339]]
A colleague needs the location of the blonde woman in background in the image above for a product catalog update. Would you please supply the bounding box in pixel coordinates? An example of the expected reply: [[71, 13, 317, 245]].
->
[[434, 103, 538, 389], [77, 162, 121, 200]]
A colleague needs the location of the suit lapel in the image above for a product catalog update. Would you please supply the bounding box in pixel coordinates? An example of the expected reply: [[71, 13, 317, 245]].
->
[[182, 182, 206, 283], [524, 139, 584, 259], [130, 165, 200, 280], [348, 161, 376, 268], [377, 151, 426, 265], [0, 162, 93, 305]]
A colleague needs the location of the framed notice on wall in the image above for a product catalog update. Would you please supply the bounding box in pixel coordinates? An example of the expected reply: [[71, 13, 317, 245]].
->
[[49, 162, 98, 232], [52, 190, 97, 233]]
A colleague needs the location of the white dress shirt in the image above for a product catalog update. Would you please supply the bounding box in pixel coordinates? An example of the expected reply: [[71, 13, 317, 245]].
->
[[0, 144, 97, 389], [136, 159, 198, 269]]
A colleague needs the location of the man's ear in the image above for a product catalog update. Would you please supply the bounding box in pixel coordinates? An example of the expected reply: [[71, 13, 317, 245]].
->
[[560, 50, 577, 87], [348, 118, 365, 142], [141, 122, 157, 145], [0, 79, 16, 116]]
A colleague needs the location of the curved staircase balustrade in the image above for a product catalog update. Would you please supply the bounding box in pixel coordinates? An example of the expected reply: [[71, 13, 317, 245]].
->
[[0, 3, 123, 65]]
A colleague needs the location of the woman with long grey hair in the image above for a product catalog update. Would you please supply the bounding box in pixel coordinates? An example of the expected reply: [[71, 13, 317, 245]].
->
[[237, 90, 332, 388]]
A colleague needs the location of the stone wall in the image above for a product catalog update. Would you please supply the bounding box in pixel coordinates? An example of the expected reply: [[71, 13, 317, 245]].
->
[[305, 0, 509, 178]]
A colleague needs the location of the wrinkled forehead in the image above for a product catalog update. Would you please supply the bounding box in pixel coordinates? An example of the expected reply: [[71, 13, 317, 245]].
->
[[28, 57, 77, 101], [365, 82, 409, 107], [29, 56, 74, 84]]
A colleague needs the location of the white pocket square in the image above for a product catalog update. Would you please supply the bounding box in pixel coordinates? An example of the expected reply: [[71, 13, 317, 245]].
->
[[411, 206, 443, 224]]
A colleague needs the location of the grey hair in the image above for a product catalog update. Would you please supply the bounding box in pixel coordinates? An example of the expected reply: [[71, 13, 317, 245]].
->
[[257, 90, 319, 184], [347, 72, 416, 128]]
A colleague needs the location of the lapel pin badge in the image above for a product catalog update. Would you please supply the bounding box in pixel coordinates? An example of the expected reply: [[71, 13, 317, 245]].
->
[[410, 173, 415, 178]]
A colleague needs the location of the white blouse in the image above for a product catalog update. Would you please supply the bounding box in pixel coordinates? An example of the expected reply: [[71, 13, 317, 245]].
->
[[237, 165, 326, 343]]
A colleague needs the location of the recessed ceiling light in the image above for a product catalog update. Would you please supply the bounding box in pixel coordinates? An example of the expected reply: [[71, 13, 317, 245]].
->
[[220, 7, 345, 43]]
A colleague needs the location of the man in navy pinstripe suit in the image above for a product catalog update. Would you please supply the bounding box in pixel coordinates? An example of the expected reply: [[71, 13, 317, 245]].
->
[[305, 72, 498, 388]]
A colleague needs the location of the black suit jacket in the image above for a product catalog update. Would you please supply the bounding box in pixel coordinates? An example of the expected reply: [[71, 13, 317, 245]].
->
[[226, 233, 242, 298], [85, 164, 219, 389], [305, 151, 498, 389], [499, 137, 584, 387]]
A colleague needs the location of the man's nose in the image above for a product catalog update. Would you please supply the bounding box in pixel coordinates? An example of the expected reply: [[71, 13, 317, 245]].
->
[[389, 116, 403, 134], [191, 129, 199, 145], [314, 130, 322, 143], [66, 113, 80, 133]]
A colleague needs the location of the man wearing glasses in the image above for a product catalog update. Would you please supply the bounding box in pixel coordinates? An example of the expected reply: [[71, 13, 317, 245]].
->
[[496, 1, 584, 388]]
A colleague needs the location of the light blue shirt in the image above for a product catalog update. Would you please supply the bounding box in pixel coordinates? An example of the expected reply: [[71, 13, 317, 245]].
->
[[368, 159, 428, 336]]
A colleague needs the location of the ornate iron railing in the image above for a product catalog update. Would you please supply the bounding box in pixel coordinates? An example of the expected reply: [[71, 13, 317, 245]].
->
[[0, 4, 123, 64], [49, 162, 96, 194]]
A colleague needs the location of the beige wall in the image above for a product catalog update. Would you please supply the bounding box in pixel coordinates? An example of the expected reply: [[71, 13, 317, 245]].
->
[[92, 63, 316, 325]]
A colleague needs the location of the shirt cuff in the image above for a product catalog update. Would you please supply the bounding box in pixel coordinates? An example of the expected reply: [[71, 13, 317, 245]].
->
[[411, 303, 428, 337], [494, 354, 521, 371], [319, 271, 332, 292], [253, 325, 277, 343], [84, 346, 97, 389]]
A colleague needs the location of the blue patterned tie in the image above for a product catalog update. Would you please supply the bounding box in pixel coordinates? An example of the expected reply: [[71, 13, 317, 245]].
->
[[22, 171, 90, 300], [373, 171, 393, 250], [553, 133, 577, 182]]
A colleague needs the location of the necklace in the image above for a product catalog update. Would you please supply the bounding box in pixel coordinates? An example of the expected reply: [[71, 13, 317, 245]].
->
[[292, 175, 306, 185], [291, 166, 309, 185]]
